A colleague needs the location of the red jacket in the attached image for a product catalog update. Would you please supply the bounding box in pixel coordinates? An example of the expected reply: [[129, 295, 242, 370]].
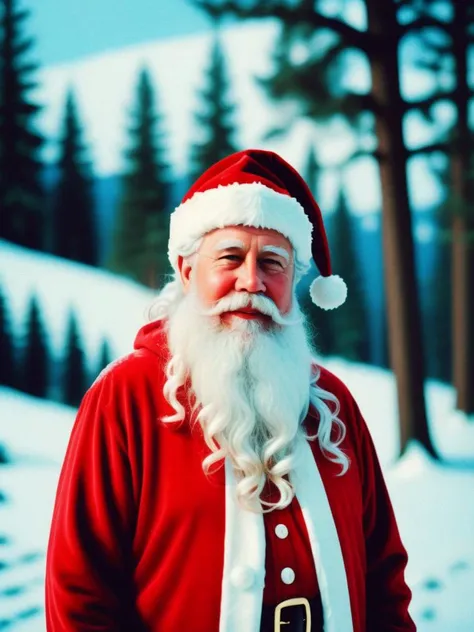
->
[[45, 320, 416, 631]]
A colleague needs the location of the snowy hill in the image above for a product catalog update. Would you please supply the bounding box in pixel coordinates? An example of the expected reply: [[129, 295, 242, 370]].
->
[[0, 239, 153, 368], [36, 21, 446, 213]]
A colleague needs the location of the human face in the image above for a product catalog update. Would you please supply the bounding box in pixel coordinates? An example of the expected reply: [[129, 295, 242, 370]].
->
[[178, 225, 295, 326]]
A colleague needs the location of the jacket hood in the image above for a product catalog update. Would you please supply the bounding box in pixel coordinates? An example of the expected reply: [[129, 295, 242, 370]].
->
[[134, 319, 169, 358]]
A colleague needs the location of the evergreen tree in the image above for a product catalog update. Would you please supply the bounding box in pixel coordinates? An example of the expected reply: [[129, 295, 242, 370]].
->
[[330, 187, 371, 363], [0, 442, 9, 464], [0, 286, 17, 388], [109, 67, 171, 289], [51, 87, 98, 266], [22, 295, 49, 398], [189, 33, 238, 180], [425, 156, 452, 383], [303, 143, 320, 195], [412, 0, 474, 409], [62, 310, 89, 407], [299, 143, 335, 357], [95, 337, 113, 379], [379, 300, 391, 370], [0, 0, 45, 249]]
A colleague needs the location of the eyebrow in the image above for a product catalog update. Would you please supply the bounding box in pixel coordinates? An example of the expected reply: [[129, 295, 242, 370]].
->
[[261, 245, 290, 262], [212, 239, 290, 262], [213, 239, 246, 252]]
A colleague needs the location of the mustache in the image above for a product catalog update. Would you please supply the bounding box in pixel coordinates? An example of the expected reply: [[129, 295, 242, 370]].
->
[[200, 292, 302, 326]]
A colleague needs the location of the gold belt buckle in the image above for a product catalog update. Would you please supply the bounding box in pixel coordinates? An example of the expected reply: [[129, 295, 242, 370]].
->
[[274, 597, 311, 632]]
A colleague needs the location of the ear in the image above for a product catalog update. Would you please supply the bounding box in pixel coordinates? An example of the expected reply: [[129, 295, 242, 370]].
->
[[177, 255, 193, 292]]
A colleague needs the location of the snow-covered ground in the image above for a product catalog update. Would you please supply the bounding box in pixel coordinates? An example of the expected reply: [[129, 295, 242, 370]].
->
[[1, 369, 474, 631], [1, 241, 473, 630]]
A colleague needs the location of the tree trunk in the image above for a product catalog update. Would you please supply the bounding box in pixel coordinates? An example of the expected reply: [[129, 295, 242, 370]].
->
[[451, 1, 474, 415], [365, 0, 438, 455]]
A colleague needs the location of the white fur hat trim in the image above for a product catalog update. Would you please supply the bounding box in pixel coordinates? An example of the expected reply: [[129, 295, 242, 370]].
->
[[168, 182, 313, 269]]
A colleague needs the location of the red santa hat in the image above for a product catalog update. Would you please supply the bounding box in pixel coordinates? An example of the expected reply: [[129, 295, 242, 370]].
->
[[168, 149, 347, 310]]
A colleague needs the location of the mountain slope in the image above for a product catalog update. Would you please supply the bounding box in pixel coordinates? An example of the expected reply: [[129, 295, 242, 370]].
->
[[36, 21, 445, 213], [0, 240, 153, 366]]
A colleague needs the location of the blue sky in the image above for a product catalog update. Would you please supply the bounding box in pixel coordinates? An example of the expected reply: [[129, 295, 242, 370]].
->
[[28, 0, 212, 66]]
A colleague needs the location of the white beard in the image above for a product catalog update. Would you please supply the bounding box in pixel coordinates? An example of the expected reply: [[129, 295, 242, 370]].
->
[[164, 285, 315, 512]]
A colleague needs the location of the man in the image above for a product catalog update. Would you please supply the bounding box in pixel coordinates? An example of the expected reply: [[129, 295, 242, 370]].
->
[[45, 149, 416, 631]]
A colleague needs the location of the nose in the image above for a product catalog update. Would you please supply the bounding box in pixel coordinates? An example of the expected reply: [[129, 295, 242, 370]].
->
[[234, 255, 266, 294]]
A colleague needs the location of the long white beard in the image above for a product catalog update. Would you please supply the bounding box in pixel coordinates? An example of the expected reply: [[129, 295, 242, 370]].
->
[[164, 285, 314, 512]]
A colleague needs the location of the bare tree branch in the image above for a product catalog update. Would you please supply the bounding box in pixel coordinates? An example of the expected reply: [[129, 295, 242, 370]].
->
[[403, 91, 456, 113], [401, 15, 450, 35], [192, 0, 372, 52], [340, 147, 379, 166], [408, 142, 448, 156]]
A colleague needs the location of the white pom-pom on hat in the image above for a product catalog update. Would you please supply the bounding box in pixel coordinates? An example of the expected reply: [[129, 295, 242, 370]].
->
[[310, 275, 348, 310]]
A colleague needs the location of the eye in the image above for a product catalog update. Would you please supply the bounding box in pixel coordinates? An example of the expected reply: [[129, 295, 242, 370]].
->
[[219, 254, 242, 262], [260, 258, 283, 269]]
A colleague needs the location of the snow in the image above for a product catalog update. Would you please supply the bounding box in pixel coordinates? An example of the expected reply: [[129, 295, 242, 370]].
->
[[0, 239, 153, 366], [389, 444, 474, 631], [35, 21, 446, 213], [1, 372, 473, 630], [1, 243, 474, 630]]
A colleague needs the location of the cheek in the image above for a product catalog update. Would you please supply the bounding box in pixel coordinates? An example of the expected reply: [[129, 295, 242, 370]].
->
[[266, 275, 293, 313], [195, 266, 236, 305]]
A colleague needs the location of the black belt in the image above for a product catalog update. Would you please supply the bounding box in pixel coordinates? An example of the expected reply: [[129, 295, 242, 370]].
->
[[260, 595, 323, 632]]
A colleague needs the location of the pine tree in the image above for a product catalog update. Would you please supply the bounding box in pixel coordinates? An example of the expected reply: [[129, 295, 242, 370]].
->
[[22, 295, 49, 398], [0, 442, 9, 464], [62, 310, 89, 407], [426, 234, 451, 384], [109, 67, 171, 289], [449, 4, 474, 413], [411, 0, 474, 408], [379, 300, 391, 370], [189, 33, 238, 180], [0, 0, 45, 249], [0, 286, 17, 388], [425, 155, 453, 383], [303, 143, 320, 195], [51, 87, 98, 266], [330, 187, 371, 363], [299, 143, 335, 357], [95, 337, 113, 379]]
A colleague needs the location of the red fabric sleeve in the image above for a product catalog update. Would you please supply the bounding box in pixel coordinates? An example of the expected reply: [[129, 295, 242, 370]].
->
[[45, 371, 142, 631], [349, 394, 417, 631]]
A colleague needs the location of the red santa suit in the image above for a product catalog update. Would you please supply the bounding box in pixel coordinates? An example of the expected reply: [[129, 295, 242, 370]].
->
[[45, 320, 416, 632]]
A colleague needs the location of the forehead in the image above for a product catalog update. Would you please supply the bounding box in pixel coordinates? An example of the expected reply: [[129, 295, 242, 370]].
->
[[201, 225, 293, 252]]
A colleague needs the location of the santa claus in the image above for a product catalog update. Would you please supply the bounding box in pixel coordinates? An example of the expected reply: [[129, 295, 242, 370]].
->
[[45, 149, 416, 631]]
